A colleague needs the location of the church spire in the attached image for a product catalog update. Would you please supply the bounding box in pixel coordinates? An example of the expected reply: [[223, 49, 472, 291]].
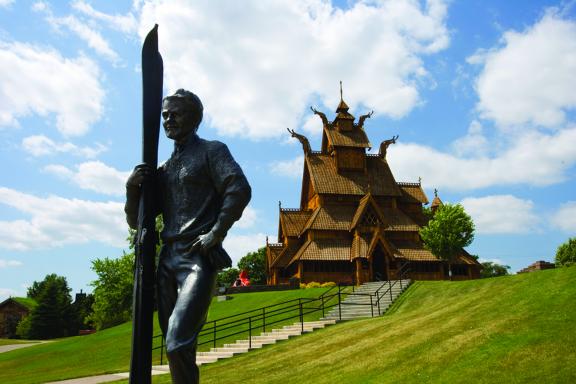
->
[[336, 81, 350, 113]]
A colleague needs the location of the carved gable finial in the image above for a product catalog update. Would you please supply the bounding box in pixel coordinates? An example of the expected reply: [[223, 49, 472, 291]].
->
[[379, 135, 399, 158], [434, 188, 438, 197], [340, 80, 343, 102], [310, 106, 328, 127], [287, 128, 311, 155], [357, 110, 374, 130]]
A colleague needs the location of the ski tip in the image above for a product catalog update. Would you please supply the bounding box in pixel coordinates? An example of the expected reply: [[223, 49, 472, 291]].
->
[[143, 24, 159, 52]]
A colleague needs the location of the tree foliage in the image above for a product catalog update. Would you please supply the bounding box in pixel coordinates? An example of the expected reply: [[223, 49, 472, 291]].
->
[[480, 262, 510, 278], [217, 267, 240, 287], [24, 274, 74, 339], [420, 203, 475, 276], [87, 252, 134, 330], [555, 237, 576, 267], [237, 247, 267, 285]]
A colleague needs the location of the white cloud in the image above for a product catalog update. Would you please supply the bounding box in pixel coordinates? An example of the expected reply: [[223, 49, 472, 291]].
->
[[460, 195, 538, 234], [551, 201, 576, 232], [22, 135, 107, 158], [471, 10, 576, 129], [0, 187, 127, 250], [236, 205, 257, 229], [0, 259, 23, 268], [0, 41, 104, 136], [388, 127, 576, 191], [50, 15, 120, 63], [0, 0, 14, 8], [44, 161, 130, 196], [269, 155, 304, 179], [223, 232, 269, 266], [71, 0, 138, 34], [31, 1, 48, 12], [138, 0, 449, 139], [451, 120, 489, 157]]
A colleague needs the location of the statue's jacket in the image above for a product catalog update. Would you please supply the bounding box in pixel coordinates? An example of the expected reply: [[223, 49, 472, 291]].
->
[[125, 133, 251, 270]]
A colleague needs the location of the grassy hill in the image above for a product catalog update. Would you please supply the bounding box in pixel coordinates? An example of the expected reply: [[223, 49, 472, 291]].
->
[[148, 266, 575, 384], [0, 287, 329, 384], [2, 268, 575, 383]]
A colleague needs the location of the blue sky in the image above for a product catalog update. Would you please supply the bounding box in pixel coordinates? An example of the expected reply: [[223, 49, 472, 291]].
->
[[1, 0, 575, 301]]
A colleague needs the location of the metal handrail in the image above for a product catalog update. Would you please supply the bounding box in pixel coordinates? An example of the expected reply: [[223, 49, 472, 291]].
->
[[151, 286, 343, 358], [151, 267, 411, 360]]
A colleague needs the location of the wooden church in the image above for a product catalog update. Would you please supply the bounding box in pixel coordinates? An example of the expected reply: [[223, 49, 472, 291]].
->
[[266, 89, 480, 285]]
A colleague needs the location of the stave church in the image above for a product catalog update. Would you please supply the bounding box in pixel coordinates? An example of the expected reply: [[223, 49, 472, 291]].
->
[[265, 88, 480, 285]]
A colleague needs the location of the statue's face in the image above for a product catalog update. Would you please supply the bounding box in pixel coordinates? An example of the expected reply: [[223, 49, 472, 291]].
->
[[162, 98, 196, 143]]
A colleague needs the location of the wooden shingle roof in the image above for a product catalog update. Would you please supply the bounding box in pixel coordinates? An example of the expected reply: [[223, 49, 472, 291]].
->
[[351, 233, 371, 259], [350, 192, 386, 230], [280, 209, 313, 237], [381, 207, 421, 232], [398, 182, 429, 204], [390, 241, 438, 261], [290, 238, 352, 264], [301, 205, 356, 234], [306, 154, 402, 196], [271, 243, 301, 268], [324, 123, 371, 148], [267, 243, 284, 267]]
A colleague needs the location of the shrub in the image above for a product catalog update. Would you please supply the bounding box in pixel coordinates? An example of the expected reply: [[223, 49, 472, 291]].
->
[[320, 282, 336, 288]]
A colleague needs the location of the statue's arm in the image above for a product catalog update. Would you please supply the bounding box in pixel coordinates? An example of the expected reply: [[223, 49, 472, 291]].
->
[[207, 143, 252, 240], [124, 164, 160, 229]]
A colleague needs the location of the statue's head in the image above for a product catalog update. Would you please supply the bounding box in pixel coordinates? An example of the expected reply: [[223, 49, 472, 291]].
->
[[162, 89, 203, 143]]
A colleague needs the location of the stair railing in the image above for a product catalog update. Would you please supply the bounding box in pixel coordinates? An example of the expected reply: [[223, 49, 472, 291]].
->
[[151, 284, 345, 360]]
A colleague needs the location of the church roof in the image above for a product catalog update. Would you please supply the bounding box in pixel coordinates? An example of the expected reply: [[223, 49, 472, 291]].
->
[[350, 193, 386, 229], [398, 182, 429, 204], [280, 209, 313, 237], [270, 242, 301, 268], [351, 233, 371, 260], [267, 243, 284, 267], [324, 123, 371, 148], [381, 206, 421, 232], [390, 241, 438, 261], [290, 238, 352, 263], [305, 154, 402, 196], [301, 205, 356, 234]]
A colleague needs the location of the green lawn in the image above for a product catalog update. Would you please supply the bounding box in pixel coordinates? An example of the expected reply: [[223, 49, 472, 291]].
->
[[143, 267, 575, 384], [0, 287, 330, 384], [4, 268, 576, 384]]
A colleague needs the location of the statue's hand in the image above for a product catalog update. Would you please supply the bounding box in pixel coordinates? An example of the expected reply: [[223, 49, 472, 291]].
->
[[126, 163, 155, 189], [191, 231, 224, 253]]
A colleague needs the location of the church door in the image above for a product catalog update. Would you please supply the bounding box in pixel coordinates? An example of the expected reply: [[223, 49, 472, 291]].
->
[[371, 246, 388, 281]]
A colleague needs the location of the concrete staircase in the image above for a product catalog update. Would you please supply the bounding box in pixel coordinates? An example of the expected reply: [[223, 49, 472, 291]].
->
[[193, 319, 337, 365], [322, 279, 411, 321]]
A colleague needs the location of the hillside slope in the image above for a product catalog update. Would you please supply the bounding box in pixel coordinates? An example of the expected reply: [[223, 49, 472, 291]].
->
[[0, 287, 329, 384], [179, 267, 576, 384]]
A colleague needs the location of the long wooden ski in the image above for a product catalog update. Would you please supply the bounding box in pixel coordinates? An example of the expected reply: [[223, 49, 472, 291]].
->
[[130, 24, 163, 384]]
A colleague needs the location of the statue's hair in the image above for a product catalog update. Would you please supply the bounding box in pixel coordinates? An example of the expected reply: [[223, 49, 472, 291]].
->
[[164, 89, 203, 128]]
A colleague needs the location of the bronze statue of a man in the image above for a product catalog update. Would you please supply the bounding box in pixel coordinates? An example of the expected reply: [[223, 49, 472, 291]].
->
[[125, 89, 251, 383]]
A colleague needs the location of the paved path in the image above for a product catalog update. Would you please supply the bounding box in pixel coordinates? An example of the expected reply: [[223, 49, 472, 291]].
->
[[43, 367, 170, 384], [0, 341, 46, 353]]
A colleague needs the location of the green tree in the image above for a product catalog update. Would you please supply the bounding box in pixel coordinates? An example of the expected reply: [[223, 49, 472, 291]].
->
[[26, 274, 73, 339], [555, 237, 576, 267], [480, 261, 510, 278], [217, 267, 240, 287], [420, 203, 475, 279], [87, 252, 134, 330], [27, 274, 69, 300], [237, 247, 267, 285]]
